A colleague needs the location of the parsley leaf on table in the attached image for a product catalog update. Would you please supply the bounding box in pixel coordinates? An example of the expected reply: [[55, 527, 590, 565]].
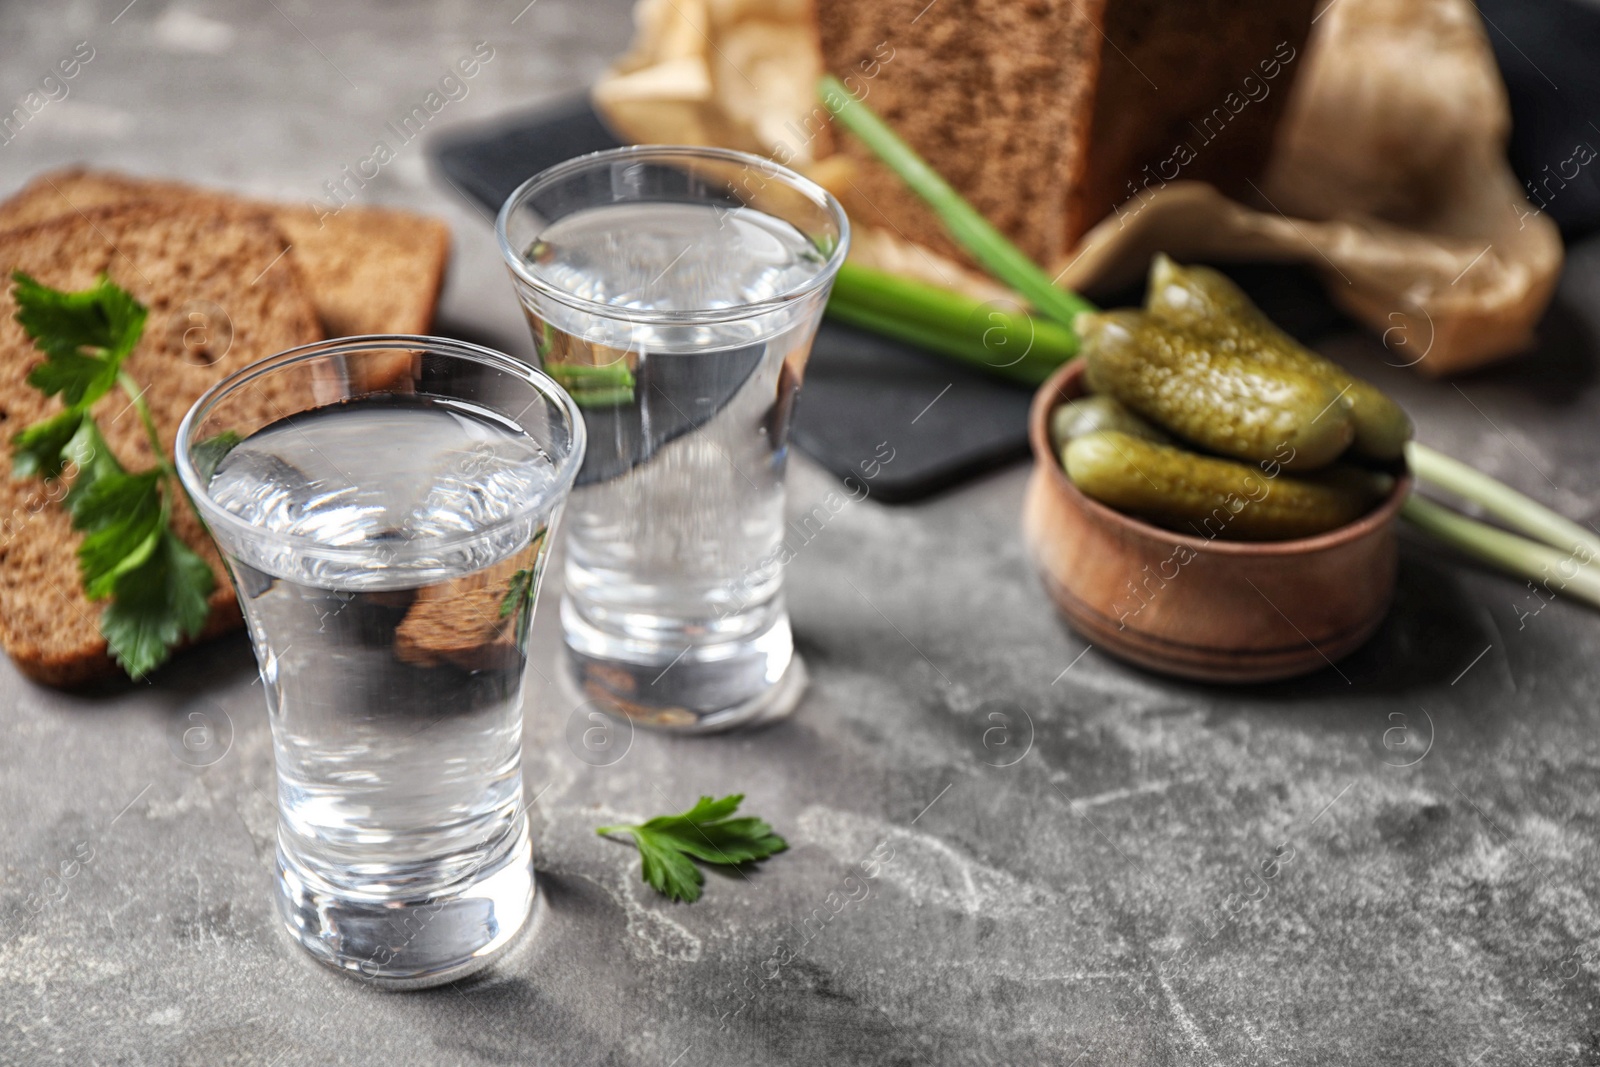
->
[[597, 794, 788, 903], [8, 271, 213, 679]]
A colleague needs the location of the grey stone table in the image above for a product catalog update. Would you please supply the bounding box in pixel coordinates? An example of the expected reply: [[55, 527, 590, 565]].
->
[[2, 2, 1598, 1064]]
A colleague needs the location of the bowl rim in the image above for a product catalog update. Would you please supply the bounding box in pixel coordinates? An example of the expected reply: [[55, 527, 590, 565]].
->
[[1030, 360, 1412, 557]]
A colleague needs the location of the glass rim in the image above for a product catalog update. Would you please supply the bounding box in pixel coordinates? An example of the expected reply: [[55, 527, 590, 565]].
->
[[174, 334, 587, 564], [494, 144, 852, 326]]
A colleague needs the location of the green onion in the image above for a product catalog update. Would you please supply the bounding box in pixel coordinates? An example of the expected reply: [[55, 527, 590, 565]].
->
[[545, 360, 636, 409], [546, 360, 635, 388], [828, 261, 1078, 385], [826, 298, 1037, 385], [1406, 441, 1600, 560], [1401, 494, 1600, 610], [819, 75, 1095, 330]]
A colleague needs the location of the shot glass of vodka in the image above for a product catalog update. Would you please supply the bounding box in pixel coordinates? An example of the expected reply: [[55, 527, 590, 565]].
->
[[177, 336, 584, 986], [497, 146, 849, 732]]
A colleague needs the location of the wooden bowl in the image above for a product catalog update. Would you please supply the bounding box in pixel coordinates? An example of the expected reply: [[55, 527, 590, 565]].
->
[[1022, 361, 1411, 683]]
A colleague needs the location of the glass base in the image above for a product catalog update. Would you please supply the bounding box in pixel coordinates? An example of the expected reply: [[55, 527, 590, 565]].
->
[[274, 816, 535, 989], [561, 597, 807, 732]]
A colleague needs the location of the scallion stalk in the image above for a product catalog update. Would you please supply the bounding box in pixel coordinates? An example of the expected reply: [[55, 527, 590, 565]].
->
[[827, 298, 1029, 386], [828, 261, 1078, 385], [1401, 494, 1600, 609], [1406, 442, 1600, 560], [544, 359, 637, 409], [546, 362, 634, 383], [546, 361, 635, 388]]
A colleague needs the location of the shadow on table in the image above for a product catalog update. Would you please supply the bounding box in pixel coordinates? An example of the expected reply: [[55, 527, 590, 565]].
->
[[58, 626, 258, 703], [403, 870, 621, 1056], [1120, 548, 1508, 739], [1446, 292, 1599, 402], [429, 313, 529, 364], [1268, 547, 1495, 694]]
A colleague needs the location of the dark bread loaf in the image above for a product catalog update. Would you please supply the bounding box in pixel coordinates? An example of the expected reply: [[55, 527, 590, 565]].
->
[[816, 0, 1102, 267], [0, 168, 452, 339], [815, 0, 1315, 266], [0, 202, 324, 685], [1068, 1, 1315, 241]]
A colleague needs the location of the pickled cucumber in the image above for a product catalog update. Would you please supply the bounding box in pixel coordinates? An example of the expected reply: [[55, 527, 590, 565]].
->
[[1065, 431, 1392, 541], [1079, 310, 1354, 470], [1145, 254, 1412, 460], [1050, 395, 1169, 454]]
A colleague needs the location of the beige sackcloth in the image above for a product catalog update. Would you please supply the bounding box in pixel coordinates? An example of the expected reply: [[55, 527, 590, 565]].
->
[[593, 0, 1562, 375]]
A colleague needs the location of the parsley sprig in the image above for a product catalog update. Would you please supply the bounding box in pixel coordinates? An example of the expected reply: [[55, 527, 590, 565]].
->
[[498, 567, 536, 645], [9, 271, 214, 679], [597, 794, 788, 903]]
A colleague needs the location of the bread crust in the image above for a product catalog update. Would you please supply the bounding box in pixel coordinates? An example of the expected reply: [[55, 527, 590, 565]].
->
[[0, 167, 452, 340]]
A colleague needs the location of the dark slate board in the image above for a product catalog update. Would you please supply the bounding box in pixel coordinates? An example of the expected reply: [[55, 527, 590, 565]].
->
[[430, 102, 1036, 503]]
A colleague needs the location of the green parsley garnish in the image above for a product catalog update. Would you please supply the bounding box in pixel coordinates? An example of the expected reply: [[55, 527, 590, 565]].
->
[[497, 531, 546, 646], [9, 270, 214, 679], [498, 567, 536, 645], [597, 794, 788, 903]]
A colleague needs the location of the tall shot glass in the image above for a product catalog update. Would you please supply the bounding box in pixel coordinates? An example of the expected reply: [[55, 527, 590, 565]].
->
[[176, 336, 584, 987], [496, 146, 850, 732]]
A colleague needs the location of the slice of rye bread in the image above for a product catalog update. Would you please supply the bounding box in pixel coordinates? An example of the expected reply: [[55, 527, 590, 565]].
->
[[0, 202, 325, 686], [815, 0, 1315, 267], [0, 168, 452, 339], [816, 0, 1099, 267]]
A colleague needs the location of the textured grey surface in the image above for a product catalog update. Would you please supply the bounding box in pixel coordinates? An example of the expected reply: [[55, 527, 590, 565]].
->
[[2, 2, 1600, 1064]]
